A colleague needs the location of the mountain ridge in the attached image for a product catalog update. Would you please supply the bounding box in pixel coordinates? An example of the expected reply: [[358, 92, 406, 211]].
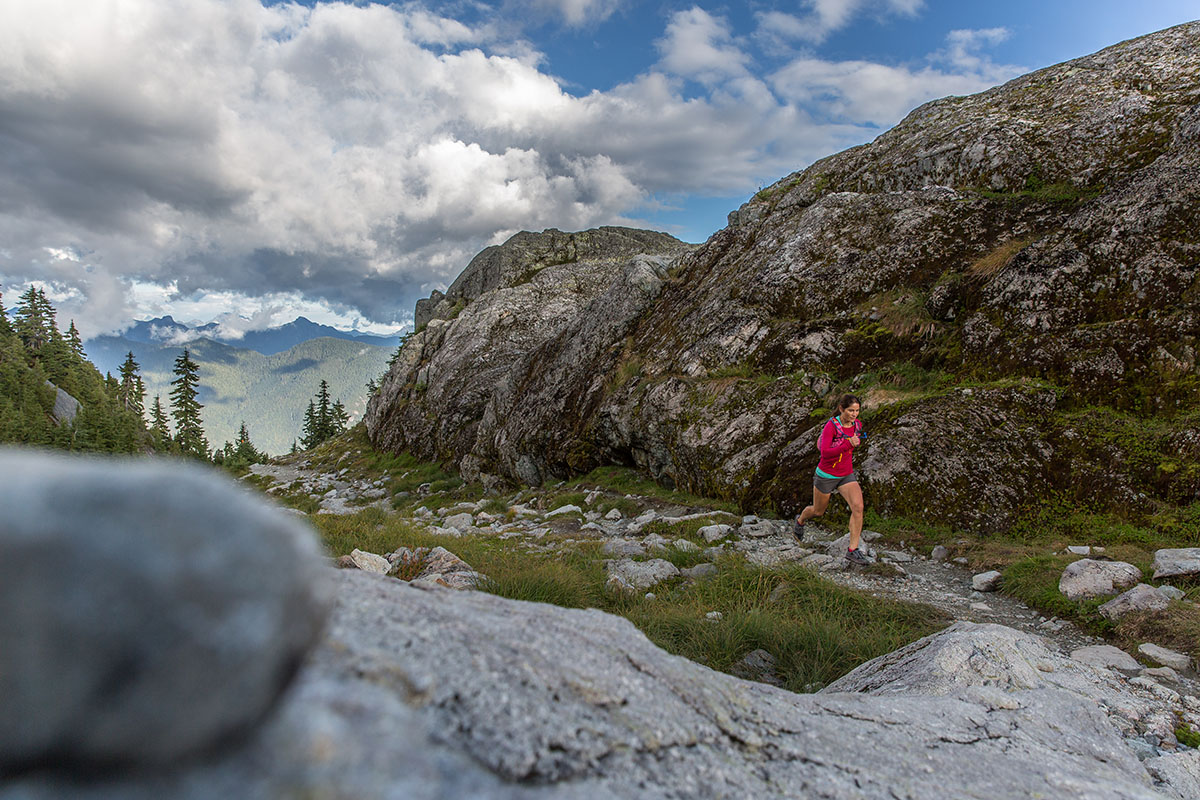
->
[[365, 21, 1200, 531]]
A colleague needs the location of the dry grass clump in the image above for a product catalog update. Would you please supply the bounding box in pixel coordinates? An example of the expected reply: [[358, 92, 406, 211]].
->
[[967, 238, 1031, 282]]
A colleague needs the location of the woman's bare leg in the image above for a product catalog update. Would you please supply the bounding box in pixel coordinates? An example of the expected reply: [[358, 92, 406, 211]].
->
[[839, 481, 865, 550], [797, 487, 832, 525]]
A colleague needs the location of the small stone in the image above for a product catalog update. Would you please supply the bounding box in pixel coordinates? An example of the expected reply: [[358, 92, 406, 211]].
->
[[1138, 643, 1192, 671], [443, 512, 475, 531], [730, 649, 783, 687], [953, 557, 969, 565], [1157, 585, 1186, 601], [931, 545, 949, 561], [546, 504, 583, 519], [698, 524, 733, 543], [1066, 545, 1091, 555], [1142, 667, 1180, 682], [601, 540, 646, 558], [705, 611, 723, 621], [605, 508, 623, 521], [1099, 584, 1171, 621], [767, 582, 791, 604], [606, 558, 680, 591], [970, 603, 992, 612], [644, 592, 656, 600], [1071, 645, 1141, 671], [741, 515, 758, 524], [345, 549, 390, 574], [802, 553, 834, 569], [681, 563, 718, 580], [642, 533, 669, 552], [972, 571, 1002, 592], [738, 520, 776, 538]]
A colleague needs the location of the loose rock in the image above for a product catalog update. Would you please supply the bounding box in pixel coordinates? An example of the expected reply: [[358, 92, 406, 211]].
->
[[1099, 584, 1172, 621], [972, 571, 1002, 592], [1071, 645, 1141, 672], [605, 558, 680, 592], [1059, 559, 1142, 600], [1152, 549, 1200, 581], [1138, 644, 1192, 672]]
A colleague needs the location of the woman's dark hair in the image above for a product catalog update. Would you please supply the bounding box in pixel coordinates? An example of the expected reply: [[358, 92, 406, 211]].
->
[[836, 393, 862, 411]]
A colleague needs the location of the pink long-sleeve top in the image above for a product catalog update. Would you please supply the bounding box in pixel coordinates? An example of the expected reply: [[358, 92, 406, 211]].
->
[[816, 417, 862, 478]]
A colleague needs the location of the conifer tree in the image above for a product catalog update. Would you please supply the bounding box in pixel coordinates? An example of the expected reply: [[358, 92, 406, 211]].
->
[[233, 421, 265, 464], [332, 399, 349, 433], [170, 348, 208, 459], [150, 394, 171, 446], [315, 379, 332, 436], [0, 285, 10, 336], [300, 400, 319, 449], [66, 321, 85, 360], [118, 351, 144, 416], [14, 286, 51, 354]]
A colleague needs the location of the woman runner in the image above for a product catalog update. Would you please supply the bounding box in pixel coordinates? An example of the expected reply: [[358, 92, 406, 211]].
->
[[793, 394, 869, 564]]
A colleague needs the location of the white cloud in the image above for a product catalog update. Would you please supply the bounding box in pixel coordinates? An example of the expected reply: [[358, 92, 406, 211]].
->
[[770, 28, 1023, 127], [526, 0, 622, 28], [756, 0, 925, 47], [656, 7, 751, 85], [0, 0, 1025, 336]]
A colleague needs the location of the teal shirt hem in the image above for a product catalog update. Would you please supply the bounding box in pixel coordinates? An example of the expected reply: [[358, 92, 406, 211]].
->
[[814, 467, 840, 479]]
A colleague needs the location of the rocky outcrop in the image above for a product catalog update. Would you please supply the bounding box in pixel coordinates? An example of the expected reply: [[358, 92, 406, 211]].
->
[[12, 571, 1199, 799], [367, 23, 1200, 530], [366, 227, 691, 468], [4, 451, 1198, 798], [43, 381, 80, 425]]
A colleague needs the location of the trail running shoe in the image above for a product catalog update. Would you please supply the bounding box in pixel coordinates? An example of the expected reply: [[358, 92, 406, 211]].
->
[[792, 517, 804, 541], [846, 547, 870, 565]]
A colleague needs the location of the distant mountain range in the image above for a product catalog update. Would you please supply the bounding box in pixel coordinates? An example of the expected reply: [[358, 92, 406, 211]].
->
[[105, 315, 403, 357], [83, 318, 403, 455]]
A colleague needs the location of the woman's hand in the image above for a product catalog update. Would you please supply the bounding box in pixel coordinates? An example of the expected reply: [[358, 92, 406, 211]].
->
[[848, 435, 861, 447]]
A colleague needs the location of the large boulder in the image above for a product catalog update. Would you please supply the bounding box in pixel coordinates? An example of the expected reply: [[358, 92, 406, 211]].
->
[[10, 574, 1196, 799], [1060, 559, 1143, 600], [0, 450, 330, 774]]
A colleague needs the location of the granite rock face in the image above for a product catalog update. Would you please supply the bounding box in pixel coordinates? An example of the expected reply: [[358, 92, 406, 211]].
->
[[12, 573, 1196, 799], [0, 450, 330, 774], [365, 23, 1200, 531]]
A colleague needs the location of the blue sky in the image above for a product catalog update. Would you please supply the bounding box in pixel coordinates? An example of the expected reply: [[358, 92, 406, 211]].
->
[[0, 0, 1196, 338]]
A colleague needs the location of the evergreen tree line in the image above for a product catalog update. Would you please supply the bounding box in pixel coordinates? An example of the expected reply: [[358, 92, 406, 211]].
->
[[0, 285, 272, 466]]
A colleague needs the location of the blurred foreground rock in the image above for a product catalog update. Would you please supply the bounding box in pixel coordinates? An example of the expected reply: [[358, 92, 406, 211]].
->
[[0, 450, 330, 774]]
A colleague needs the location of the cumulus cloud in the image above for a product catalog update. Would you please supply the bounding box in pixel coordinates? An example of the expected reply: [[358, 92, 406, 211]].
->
[[756, 0, 925, 47], [525, 0, 622, 28], [0, 0, 1021, 337], [770, 27, 1023, 127], [656, 7, 751, 85]]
